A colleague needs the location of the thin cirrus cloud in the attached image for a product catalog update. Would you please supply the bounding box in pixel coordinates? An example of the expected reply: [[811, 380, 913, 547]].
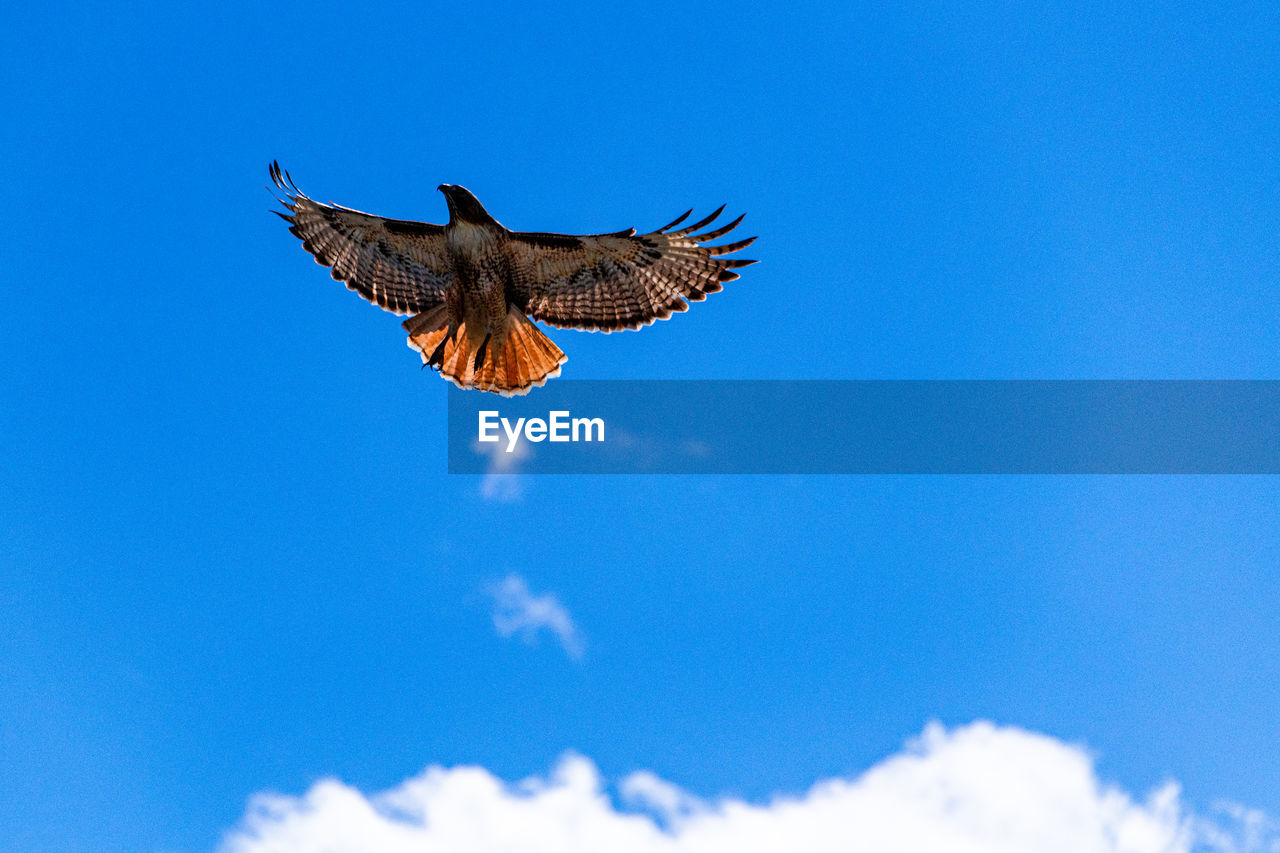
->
[[218, 721, 1278, 853], [487, 574, 584, 660], [473, 435, 529, 503]]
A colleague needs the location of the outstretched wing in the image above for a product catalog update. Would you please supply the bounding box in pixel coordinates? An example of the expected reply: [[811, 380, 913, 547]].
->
[[269, 162, 454, 315], [506, 206, 757, 332]]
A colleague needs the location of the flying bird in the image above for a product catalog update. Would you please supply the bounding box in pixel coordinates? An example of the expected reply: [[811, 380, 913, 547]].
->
[[268, 162, 756, 395]]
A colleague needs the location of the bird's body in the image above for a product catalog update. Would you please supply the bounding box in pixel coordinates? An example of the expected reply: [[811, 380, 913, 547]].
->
[[269, 163, 756, 395], [444, 218, 509, 353]]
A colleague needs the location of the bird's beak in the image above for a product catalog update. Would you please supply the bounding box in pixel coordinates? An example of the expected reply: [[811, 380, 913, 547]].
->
[[437, 184, 450, 193]]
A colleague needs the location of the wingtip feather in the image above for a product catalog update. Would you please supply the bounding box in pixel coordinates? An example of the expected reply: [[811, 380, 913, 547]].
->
[[656, 208, 694, 233], [668, 204, 726, 237], [706, 235, 757, 255], [691, 213, 745, 242]]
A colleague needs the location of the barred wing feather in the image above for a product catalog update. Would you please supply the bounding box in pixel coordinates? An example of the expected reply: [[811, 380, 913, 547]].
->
[[269, 162, 454, 315], [507, 207, 757, 332]]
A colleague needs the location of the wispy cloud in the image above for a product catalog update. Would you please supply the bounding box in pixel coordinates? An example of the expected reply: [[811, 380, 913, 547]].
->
[[486, 574, 584, 660], [219, 721, 1279, 853], [473, 435, 529, 503]]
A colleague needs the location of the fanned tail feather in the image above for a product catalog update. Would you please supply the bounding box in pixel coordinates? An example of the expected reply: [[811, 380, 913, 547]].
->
[[404, 304, 451, 370], [403, 306, 566, 396]]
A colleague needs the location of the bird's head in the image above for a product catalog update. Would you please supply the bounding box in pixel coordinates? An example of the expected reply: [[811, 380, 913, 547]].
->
[[437, 184, 496, 226]]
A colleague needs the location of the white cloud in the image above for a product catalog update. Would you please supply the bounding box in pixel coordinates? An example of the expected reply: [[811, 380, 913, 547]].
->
[[1192, 803, 1280, 853], [487, 574, 584, 660], [620, 769, 706, 826], [217, 721, 1279, 853], [473, 434, 529, 502]]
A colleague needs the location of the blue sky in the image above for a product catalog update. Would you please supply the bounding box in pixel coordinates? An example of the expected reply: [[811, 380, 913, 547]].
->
[[2, 2, 1278, 851]]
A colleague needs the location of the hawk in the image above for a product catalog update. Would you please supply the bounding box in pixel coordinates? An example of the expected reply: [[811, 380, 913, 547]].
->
[[269, 162, 756, 396]]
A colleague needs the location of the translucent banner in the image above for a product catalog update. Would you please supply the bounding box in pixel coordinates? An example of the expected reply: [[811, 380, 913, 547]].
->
[[447, 381, 1280, 474]]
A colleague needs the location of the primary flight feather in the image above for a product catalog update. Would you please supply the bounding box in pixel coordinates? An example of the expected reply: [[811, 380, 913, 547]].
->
[[269, 162, 757, 395]]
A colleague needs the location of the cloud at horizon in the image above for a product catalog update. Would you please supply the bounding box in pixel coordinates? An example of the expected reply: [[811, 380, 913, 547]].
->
[[218, 720, 1278, 853]]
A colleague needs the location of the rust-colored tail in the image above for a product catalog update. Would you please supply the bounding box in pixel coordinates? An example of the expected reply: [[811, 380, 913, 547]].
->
[[403, 306, 566, 396]]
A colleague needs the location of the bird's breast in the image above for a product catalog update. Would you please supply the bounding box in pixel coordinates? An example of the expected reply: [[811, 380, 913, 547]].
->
[[448, 221, 500, 254]]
